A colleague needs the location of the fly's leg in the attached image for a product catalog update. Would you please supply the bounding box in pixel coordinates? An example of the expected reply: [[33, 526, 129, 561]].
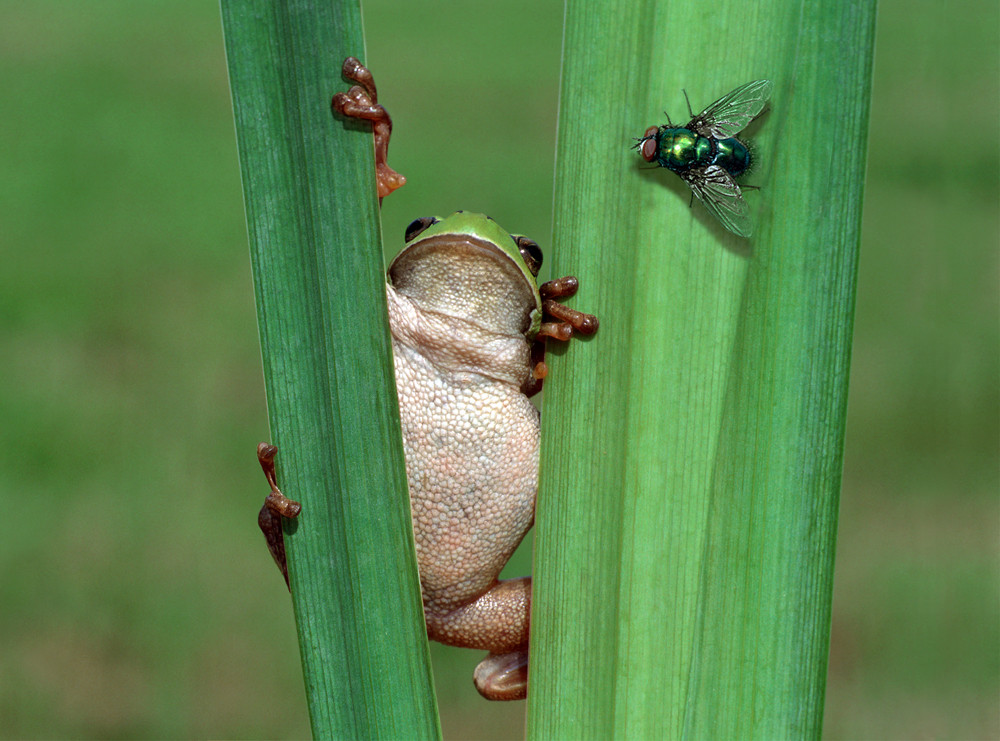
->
[[257, 442, 301, 591], [331, 57, 406, 200], [683, 88, 695, 119]]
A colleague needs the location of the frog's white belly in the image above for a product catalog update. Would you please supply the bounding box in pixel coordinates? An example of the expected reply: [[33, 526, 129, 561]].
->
[[392, 339, 538, 608]]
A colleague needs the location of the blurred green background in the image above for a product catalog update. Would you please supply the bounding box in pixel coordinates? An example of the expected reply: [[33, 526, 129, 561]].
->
[[1, 1, 996, 738]]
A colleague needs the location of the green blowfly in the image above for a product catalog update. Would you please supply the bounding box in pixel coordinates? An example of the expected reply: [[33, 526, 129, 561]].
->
[[635, 80, 772, 238]]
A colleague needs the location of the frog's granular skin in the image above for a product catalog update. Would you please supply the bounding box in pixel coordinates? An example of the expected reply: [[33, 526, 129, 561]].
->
[[386, 251, 538, 701]]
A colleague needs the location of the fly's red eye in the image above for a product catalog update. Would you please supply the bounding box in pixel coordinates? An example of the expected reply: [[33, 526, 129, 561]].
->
[[640, 135, 658, 162]]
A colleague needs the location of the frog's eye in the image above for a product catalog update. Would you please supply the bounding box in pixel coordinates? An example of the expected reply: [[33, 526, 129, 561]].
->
[[405, 217, 439, 243], [513, 236, 543, 277]]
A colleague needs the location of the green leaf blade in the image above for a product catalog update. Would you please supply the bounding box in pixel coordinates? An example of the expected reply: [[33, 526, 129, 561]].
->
[[221, 2, 440, 737], [530, 0, 875, 738]]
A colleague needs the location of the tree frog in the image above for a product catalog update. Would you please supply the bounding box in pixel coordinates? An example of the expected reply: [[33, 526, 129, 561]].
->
[[259, 58, 597, 702]]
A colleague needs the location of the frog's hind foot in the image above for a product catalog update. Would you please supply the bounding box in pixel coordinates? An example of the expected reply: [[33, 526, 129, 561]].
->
[[473, 650, 528, 701]]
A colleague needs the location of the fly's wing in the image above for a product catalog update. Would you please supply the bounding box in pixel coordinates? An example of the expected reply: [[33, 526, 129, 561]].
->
[[681, 164, 753, 237], [688, 79, 772, 139]]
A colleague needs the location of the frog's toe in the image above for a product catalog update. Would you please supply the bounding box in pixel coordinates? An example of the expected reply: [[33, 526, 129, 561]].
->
[[473, 650, 528, 701]]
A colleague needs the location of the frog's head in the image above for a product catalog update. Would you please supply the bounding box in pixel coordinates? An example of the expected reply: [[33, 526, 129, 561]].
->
[[388, 211, 543, 339]]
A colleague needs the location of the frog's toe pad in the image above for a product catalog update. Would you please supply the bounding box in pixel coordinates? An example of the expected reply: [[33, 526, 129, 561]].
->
[[473, 650, 528, 701]]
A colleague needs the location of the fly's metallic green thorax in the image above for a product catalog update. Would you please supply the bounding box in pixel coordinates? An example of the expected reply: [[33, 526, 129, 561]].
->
[[654, 127, 715, 172], [636, 79, 772, 238]]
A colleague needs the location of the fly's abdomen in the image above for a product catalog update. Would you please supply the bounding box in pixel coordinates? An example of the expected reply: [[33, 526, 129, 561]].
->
[[714, 137, 752, 178], [656, 127, 715, 173]]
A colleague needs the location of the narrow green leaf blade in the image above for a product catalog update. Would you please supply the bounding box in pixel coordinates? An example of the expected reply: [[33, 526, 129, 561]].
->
[[221, 2, 440, 737], [684, 3, 876, 736], [529, 0, 876, 737]]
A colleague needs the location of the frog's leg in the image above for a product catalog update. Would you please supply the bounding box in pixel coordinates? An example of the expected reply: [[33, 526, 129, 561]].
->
[[331, 57, 406, 199], [257, 442, 302, 591], [425, 577, 532, 701], [524, 276, 599, 396]]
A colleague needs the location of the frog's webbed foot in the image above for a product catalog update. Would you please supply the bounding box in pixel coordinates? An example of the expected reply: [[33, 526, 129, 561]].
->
[[474, 650, 528, 701], [526, 276, 599, 396], [257, 442, 302, 591], [331, 57, 406, 200]]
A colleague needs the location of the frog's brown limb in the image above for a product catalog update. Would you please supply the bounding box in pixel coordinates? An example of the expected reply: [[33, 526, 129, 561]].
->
[[331, 57, 406, 200], [524, 276, 598, 397], [537, 321, 573, 341], [257, 442, 301, 591], [541, 299, 599, 336], [538, 275, 600, 338], [341, 56, 378, 102], [539, 275, 579, 300]]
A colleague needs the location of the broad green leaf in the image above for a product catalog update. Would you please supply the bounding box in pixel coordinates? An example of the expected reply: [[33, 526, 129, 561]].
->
[[529, 0, 876, 737]]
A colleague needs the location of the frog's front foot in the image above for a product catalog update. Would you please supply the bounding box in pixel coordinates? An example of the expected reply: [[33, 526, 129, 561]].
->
[[526, 276, 599, 395], [331, 57, 406, 199], [257, 442, 302, 590], [538, 276, 599, 339], [474, 650, 529, 701]]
